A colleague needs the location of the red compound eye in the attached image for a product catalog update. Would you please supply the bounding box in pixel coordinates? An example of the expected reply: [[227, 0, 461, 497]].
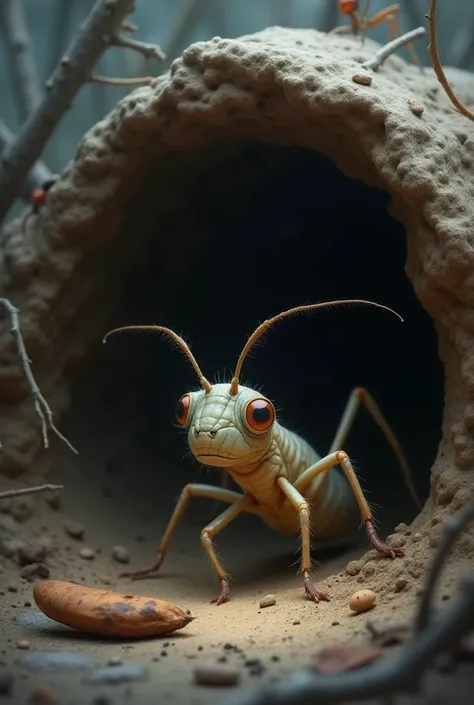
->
[[245, 398, 275, 433], [175, 394, 191, 426], [339, 0, 358, 14]]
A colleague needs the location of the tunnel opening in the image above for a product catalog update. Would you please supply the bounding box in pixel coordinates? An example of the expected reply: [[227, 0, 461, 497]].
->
[[58, 139, 444, 595]]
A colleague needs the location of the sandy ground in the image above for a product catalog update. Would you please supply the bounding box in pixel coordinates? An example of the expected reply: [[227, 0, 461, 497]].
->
[[1, 376, 473, 705]]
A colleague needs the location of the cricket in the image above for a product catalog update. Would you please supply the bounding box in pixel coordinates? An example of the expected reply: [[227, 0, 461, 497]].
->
[[103, 299, 421, 605]]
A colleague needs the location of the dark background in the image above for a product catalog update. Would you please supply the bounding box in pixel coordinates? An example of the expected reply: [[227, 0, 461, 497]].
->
[[71, 141, 444, 537]]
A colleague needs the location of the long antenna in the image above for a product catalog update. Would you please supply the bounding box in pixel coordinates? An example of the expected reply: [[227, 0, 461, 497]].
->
[[228, 299, 403, 395], [103, 325, 213, 393]]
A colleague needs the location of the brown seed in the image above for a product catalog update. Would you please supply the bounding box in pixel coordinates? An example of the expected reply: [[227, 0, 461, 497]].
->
[[349, 589, 376, 613], [352, 72, 372, 86], [259, 594, 276, 608]]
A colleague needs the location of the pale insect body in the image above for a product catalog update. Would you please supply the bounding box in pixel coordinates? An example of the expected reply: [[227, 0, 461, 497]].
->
[[103, 299, 421, 605]]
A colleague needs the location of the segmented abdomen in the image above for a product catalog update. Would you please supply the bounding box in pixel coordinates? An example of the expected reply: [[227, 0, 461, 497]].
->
[[272, 424, 358, 539]]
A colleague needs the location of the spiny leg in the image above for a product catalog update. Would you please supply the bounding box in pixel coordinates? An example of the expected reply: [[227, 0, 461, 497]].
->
[[328, 386, 421, 510], [294, 451, 405, 558], [120, 484, 244, 580], [276, 477, 330, 604], [201, 495, 252, 605]]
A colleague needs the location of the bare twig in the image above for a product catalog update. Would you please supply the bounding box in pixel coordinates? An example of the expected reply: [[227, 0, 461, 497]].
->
[[362, 26, 426, 72], [415, 503, 474, 633], [0, 120, 52, 203], [0, 483, 63, 501], [0, 0, 152, 226], [111, 33, 165, 62], [0, 0, 42, 119], [221, 506, 474, 705], [0, 298, 78, 454], [426, 0, 474, 123], [91, 74, 154, 86]]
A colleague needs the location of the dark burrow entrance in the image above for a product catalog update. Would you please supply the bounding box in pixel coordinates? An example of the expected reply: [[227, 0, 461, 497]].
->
[[59, 140, 444, 581]]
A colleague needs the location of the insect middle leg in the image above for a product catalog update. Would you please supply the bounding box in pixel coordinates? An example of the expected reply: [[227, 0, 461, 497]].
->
[[120, 484, 244, 580], [201, 495, 253, 605]]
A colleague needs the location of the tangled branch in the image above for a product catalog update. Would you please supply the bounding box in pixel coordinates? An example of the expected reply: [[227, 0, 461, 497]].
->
[[0, 297, 77, 454], [0, 0, 165, 226], [220, 504, 474, 705]]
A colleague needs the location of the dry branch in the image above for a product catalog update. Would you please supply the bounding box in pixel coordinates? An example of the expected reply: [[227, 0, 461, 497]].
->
[[0, 120, 52, 203], [362, 26, 426, 72], [0, 0, 165, 227], [0, 483, 63, 501], [0, 0, 42, 119], [111, 33, 166, 61], [426, 0, 474, 123], [221, 504, 474, 705], [0, 297, 77, 455]]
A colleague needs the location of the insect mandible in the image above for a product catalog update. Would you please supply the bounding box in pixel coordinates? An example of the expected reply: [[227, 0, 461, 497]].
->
[[103, 299, 421, 605]]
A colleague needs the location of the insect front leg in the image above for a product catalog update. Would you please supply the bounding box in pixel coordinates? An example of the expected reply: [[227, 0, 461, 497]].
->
[[120, 484, 244, 581], [276, 477, 330, 604], [294, 452, 405, 558], [201, 495, 253, 605]]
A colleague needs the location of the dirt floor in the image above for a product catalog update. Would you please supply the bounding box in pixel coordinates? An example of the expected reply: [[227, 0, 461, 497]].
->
[[1, 397, 474, 705]]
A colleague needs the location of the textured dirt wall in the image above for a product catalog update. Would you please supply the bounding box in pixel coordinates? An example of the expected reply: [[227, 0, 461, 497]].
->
[[1, 25, 474, 570]]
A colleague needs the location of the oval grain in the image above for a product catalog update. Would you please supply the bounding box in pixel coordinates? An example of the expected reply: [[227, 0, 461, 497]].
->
[[33, 580, 194, 638], [349, 589, 376, 613]]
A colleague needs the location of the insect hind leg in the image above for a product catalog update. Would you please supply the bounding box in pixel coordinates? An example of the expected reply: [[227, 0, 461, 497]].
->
[[328, 386, 422, 510]]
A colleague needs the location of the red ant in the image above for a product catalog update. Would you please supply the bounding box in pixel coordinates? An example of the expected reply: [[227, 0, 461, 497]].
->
[[21, 176, 58, 236]]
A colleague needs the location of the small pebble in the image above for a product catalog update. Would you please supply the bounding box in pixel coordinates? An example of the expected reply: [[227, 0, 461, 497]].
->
[[107, 657, 122, 666], [259, 594, 276, 608], [99, 574, 111, 585], [408, 98, 424, 117], [194, 660, 241, 686], [352, 72, 372, 86], [394, 578, 408, 592], [292, 620, 300, 625], [18, 543, 47, 566], [111, 545, 129, 564], [20, 563, 49, 580], [17, 640, 30, 650], [64, 521, 84, 540], [79, 547, 95, 560], [7, 583, 18, 593], [349, 589, 376, 614]]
